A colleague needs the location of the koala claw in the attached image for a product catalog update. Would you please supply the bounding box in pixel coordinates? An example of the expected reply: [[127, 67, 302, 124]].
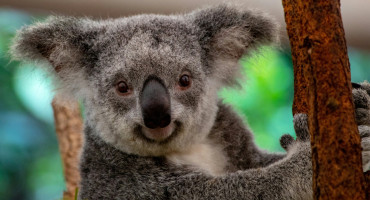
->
[[353, 82, 370, 171], [359, 125, 370, 138], [358, 125, 370, 171], [363, 151, 370, 171]]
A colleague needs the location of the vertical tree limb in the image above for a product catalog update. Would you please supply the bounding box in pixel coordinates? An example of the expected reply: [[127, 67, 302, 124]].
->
[[52, 98, 83, 199], [282, 0, 367, 199]]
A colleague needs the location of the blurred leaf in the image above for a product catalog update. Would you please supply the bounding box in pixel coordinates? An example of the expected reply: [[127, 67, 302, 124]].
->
[[219, 47, 294, 151], [13, 64, 55, 124], [28, 153, 64, 200]]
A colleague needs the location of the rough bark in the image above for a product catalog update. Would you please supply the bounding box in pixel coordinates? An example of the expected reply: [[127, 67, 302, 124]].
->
[[282, 0, 367, 199], [52, 98, 83, 199], [366, 171, 370, 199]]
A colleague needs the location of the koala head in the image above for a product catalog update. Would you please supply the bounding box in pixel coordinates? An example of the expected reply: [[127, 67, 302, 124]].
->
[[11, 5, 277, 156]]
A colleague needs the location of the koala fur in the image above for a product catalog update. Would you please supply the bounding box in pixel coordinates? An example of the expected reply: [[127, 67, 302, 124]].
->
[[11, 4, 370, 200]]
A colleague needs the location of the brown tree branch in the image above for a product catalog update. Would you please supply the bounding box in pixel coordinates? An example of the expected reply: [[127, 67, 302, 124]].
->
[[52, 98, 83, 199], [282, 0, 367, 199], [365, 171, 370, 199]]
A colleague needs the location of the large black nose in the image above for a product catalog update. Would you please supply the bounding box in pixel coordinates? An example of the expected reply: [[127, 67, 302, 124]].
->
[[140, 77, 171, 129]]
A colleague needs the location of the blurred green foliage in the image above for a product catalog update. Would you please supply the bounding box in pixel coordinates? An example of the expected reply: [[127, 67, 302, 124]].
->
[[220, 48, 294, 151], [0, 9, 369, 200], [0, 9, 63, 200]]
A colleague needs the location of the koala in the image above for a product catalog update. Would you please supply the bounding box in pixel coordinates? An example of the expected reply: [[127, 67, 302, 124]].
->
[[11, 4, 370, 200]]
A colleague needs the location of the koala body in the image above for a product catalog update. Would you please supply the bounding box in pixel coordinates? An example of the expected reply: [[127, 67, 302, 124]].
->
[[11, 5, 370, 200]]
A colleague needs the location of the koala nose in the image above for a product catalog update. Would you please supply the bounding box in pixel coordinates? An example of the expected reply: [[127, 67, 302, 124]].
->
[[140, 77, 171, 129]]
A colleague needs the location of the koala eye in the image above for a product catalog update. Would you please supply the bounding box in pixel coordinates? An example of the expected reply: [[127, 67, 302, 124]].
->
[[178, 74, 191, 89], [116, 81, 130, 95]]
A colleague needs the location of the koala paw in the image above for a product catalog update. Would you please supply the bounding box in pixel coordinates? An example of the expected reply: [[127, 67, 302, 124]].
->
[[358, 125, 370, 171], [280, 113, 310, 152], [352, 81, 370, 171], [352, 81, 370, 126]]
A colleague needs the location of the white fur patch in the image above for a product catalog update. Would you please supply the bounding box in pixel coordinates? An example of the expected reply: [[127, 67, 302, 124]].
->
[[166, 141, 228, 176]]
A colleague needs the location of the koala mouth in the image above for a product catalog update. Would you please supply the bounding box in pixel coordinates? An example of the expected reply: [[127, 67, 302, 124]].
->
[[135, 121, 182, 144], [142, 122, 174, 141]]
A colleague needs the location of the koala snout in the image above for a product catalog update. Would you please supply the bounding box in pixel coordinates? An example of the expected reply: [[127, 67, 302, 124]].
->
[[140, 76, 171, 129]]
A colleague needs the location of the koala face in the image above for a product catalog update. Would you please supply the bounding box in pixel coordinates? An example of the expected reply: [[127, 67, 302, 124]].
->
[[85, 16, 220, 156], [11, 5, 278, 156]]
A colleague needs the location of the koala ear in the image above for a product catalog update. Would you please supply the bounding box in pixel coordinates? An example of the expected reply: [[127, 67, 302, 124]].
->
[[11, 16, 99, 71], [11, 16, 100, 98], [190, 5, 279, 85]]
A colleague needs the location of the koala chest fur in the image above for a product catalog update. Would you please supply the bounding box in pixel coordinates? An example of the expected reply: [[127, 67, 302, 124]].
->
[[166, 140, 228, 176]]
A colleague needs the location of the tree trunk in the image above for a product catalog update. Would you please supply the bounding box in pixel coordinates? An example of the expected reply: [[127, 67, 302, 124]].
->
[[52, 98, 83, 199], [282, 0, 367, 199]]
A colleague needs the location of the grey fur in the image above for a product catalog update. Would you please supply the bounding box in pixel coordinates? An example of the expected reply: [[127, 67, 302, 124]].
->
[[280, 134, 295, 151], [353, 82, 370, 126], [10, 4, 370, 199], [79, 104, 311, 199], [353, 81, 370, 170], [293, 113, 310, 141]]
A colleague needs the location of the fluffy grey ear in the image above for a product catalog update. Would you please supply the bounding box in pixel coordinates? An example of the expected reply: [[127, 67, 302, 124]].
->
[[11, 16, 99, 76], [190, 5, 279, 85], [11, 16, 100, 98]]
